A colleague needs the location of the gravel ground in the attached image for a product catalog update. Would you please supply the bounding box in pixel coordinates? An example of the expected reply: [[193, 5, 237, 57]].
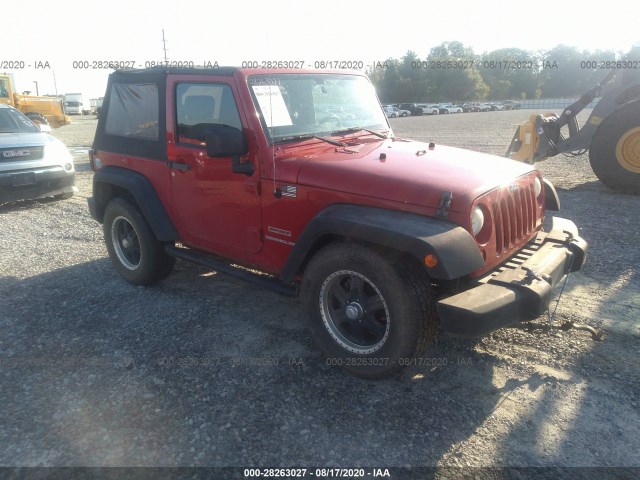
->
[[1, 112, 639, 476]]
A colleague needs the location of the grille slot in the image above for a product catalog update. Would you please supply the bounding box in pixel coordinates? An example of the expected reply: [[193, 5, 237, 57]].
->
[[481, 235, 544, 282], [493, 183, 538, 258]]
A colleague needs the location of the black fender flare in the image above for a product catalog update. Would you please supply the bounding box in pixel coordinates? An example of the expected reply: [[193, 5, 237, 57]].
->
[[544, 178, 560, 211], [280, 204, 484, 283], [90, 166, 178, 241]]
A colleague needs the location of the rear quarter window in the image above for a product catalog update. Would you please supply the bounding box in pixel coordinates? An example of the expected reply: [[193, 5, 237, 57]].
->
[[105, 83, 159, 140]]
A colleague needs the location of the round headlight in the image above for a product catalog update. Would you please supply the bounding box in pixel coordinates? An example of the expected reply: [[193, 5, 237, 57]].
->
[[471, 206, 484, 236], [534, 177, 542, 198]]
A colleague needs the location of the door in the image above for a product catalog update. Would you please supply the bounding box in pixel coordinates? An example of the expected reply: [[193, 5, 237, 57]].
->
[[168, 79, 262, 254]]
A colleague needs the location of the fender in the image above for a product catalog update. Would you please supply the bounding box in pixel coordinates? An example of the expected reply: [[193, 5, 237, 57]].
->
[[280, 204, 484, 283], [89, 166, 178, 241], [544, 178, 560, 211]]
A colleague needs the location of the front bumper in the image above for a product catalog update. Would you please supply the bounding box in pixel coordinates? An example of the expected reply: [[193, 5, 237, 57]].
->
[[437, 217, 587, 337], [0, 167, 76, 203]]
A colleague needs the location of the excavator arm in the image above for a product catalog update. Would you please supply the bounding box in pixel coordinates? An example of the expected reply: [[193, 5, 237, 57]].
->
[[506, 69, 618, 162], [505, 59, 640, 194]]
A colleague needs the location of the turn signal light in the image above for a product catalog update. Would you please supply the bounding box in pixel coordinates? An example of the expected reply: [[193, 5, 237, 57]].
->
[[424, 254, 438, 268]]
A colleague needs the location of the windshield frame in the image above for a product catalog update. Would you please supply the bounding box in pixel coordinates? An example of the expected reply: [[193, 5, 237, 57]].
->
[[246, 73, 389, 145]]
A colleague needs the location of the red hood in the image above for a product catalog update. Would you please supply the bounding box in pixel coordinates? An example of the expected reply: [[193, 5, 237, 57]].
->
[[273, 137, 535, 212]]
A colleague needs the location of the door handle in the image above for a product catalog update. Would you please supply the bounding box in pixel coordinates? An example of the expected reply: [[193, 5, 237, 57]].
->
[[167, 161, 192, 171]]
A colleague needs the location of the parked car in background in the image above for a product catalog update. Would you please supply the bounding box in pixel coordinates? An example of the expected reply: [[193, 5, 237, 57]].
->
[[383, 106, 410, 118], [397, 103, 423, 116], [420, 104, 440, 115], [0, 104, 76, 203], [441, 105, 463, 114], [478, 104, 492, 112], [502, 100, 522, 110], [489, 103, 505, 111], [383, 106, 399, 118]]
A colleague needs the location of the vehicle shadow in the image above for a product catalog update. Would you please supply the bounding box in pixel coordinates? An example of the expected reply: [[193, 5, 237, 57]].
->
[[462, 182, 640, 468], [0, 196, 70, 213], [1, 258, 508, 469]]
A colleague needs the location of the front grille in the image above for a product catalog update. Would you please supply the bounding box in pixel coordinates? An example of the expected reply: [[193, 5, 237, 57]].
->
[[492, 182, 538, 258], [0, 146, 44, 162], [485, 235, 543, 280]]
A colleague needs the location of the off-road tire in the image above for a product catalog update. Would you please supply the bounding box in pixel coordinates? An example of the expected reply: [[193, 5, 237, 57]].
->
[[589, 99, 640, 194], [300, 242, 438, 379], [103, 197, 175, 285], [25, 112, 49, 126]]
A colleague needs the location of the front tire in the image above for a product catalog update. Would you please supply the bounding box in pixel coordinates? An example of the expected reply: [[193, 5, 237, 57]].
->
[[300, 243, 437, 379], [589, 99, 640, 194], [103, 197, 175, 285]]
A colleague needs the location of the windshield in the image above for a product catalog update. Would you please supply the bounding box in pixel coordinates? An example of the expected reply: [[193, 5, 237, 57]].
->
[[247, 74, 388, 143], [0, 108, 40, 134]]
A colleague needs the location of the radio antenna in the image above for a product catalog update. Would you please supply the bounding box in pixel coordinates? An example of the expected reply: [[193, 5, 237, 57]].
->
[[271, 82, 281, 198], [162, 29, 169, 63]]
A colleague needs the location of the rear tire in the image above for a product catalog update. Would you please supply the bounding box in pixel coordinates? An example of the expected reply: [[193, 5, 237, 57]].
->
[[300, 243, 437, 379], [103, 197, 175, 285], [589, 99, 640, 194]]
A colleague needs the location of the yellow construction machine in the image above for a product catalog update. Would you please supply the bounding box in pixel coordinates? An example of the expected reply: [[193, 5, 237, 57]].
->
[[506, 61, 640, 194], [0, 73, 71, 128]]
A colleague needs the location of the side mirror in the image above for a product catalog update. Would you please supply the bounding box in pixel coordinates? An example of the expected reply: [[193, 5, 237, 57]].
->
[[204, 125, 254, 176], [204, 125, 248, 157]]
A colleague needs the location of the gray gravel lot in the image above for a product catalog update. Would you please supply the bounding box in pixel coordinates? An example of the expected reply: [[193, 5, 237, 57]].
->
[[1, 112, 639, 474]]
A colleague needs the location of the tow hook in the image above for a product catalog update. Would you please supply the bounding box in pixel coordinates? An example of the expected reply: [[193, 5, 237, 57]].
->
[[523, 267, 552, 285], [515, 319, 604, 341], [516, 229, 603, 341], [556, 320, 604, 341]]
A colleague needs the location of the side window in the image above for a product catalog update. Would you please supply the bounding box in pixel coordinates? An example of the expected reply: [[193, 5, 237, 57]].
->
[[105, 83, 159, 140], [176, 83, 242, 145], [0, 78, 10, 98]]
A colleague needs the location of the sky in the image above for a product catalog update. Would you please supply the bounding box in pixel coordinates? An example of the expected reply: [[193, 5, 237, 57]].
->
[[3, 0, 638, 99]]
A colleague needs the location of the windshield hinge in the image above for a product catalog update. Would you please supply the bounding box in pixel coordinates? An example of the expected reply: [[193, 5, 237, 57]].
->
[[437, 191, 453, 218]]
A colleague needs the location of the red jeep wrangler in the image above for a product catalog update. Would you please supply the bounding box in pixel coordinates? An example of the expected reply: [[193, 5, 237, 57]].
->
[[88, 67, 587, 378]]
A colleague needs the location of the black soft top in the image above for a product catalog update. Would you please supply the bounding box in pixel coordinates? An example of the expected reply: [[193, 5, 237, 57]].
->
[[93, 67, 238, 160], [108, 66, 238, 81]]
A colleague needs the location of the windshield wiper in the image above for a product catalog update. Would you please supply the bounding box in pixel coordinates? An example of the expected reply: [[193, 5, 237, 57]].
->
[[330, 127, 389, 139], [273, 133, 345, 147]]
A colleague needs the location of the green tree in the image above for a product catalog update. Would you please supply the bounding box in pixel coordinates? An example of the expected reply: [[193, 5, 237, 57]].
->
[[479, 48, 540, 99], [425, 42, 487, 101], [578, 48, 618, 91], [539, 45, 590, 97], [399, 50, 428, 101]]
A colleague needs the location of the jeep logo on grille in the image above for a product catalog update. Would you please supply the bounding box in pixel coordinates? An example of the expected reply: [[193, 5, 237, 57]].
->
[[508, 184, 519, 193], [2, 150, 30, 158]]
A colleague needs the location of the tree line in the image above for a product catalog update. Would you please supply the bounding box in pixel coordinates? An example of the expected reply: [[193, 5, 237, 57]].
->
[[367, 42, 637, 103]]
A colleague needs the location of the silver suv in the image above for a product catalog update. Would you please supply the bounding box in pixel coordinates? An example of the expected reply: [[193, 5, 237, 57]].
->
[[0, 104, 76, 203]]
